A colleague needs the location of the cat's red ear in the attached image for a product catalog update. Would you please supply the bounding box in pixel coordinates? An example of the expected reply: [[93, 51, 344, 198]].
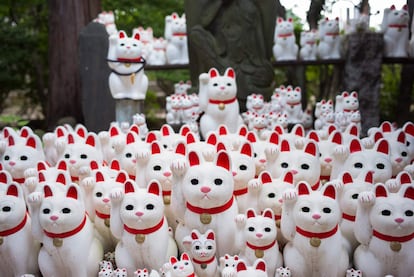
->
[[134, 32, 140, 41], [66, 185, 78, 200], [26, 136, 37, 149], [246, 209, 256, 218], [191, 230, 199, 240], [260, 171, 272, 184], [375, 184, 388, 198], [147, 180, 161, 196], [256, 260, 266, 272], [170, 256, 178, 265], [44, 185, 53, 198], [236, 261, 248, 272], [216, 150, 230, 171], [323, 184, 336, 200], [124, 180, 135, 194], [225, 67, 235, 79], [206, 230, 215, 240], [262, 208, 273, 219], [209, 68, 219, 78], [119, 30, 126, 39], [151, 141, 161, 154], [6, 183, 18, 197], [181, 252, 190, 261], [188, 151, 200, 167], [298, 182, 310, 195]]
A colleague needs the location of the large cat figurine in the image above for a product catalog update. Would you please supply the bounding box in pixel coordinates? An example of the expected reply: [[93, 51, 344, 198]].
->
[[109, 179, 178, 276], [235, 208, 283, 277], [182, 229, 220, 277], [0, 183, 41, 276], [198, 67, 244, 139], [354, 183, 414, 276], [382, 5, 409, 57], [27, 181, 103, 277], [165, 13, 189, 64], [281, 182, 349, 276], [273, 17, 298, 61], [171, 150, 239, 257], [107, 30, 148, 100]]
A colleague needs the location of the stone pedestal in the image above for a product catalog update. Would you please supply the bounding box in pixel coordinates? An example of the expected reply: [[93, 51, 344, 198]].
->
[[115, 99, 144, 125], [342, 33, 384, 136]]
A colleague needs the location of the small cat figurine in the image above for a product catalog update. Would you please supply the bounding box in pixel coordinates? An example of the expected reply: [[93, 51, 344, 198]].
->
[[317, 17, 342, 59], [165, 13, 189, 64], [273, 17, 298, 61], [198, 67, 244, 139], [219, 254, 240, 276], [0, 183, 41, 276], [283, 86, 303, 124], [107, 30, 149, 100], [171, 150, 239, 258], [182, 229, 219, 277], [109, 179, 178, 276], [27, 181, 103, 277], [163, 252, 196, 277], [235, 259, 268, 277], [382, 5, 409, 57], [235, 208, 283, 277], [148, 37, 167, 66], [134, 268, 161, 277], [354, 183, 414, 277], [281, 182, 349, 276], [346, 268, 362, 277], [134, 26, 154, 60], [275, 266, 291, 277], [299, 30, 317, 60]]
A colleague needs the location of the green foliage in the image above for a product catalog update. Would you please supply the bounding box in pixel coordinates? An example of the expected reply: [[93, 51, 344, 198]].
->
[[0, 114, 29, 128], [380, 64, 401, 122]]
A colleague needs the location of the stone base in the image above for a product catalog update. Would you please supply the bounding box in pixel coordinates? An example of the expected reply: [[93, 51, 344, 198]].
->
[[115, 99, 144, 125]]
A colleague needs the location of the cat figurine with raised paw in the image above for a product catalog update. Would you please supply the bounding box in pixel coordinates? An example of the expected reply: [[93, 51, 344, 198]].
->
[[273, 17, 298, 61], [162, 252, 196, 277], [382, 5, 409, 57]]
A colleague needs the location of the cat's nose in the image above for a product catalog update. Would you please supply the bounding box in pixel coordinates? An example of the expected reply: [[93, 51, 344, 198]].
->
[[201, 186, 211, 193], [290, 169, 298, 175], [102, 198, 110, 203], [50, 215, 59, 221], [8, 161, 15, 166], [69, 160, 76, 164], [135, 211, 144, 217], [395, 218, 404, 223], [395, 157, 403, 163], [256, 233, 263, 238], [164, 172, 172, 177], [220, 86, 225, 90], [324, 158, 332, 163], [312, 214, 321, 220], [259, 159, 266, 164], [232, 171, 237, 176]]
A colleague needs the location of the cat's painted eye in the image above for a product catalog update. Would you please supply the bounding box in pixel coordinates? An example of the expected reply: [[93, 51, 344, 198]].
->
[[352, 193, 359, 199], [173, 265, 178, 270], [226, 83, 232, 86], [126, 204, 134, 210], [120, 43, 125, 46], [213, 83, 218, 87], [381, 210, 391, 216], [281, 162, 289, 168], [191, 178, 199, 185], [402, 151, 408, 157], [264, 227, 272, 232], [407, 141, 410, 147], [354, 162, 363, 169], [323, 207, 331, 213], [195, 246, 200, 250], [43, 208, 51, 214], [96, 192, 103, 197], [2, 206, 11, 212], [62, 208, 71, 214], [132, 43, 137, 47], [301, 207, 310, 212], [214, 178, 223, 185], [153, 165, 161, 171], [125, 153, 132, 158], [20, 155, 28, 161], [163, 144, 168, 149], [268, 192, 276, 198], [248, 226, 255, 232], [239, 164, 247, 171], [254, 153, 258, 158], [3, 155, 9, 160], [376, 163, 385, 169], [146, 204, 154, 210], [80, 154, 87, 159], [207, 245, 213, 250], [64, 153, 70, 159], [405, 210, 413, 217], [301, 164, 310, 170], [184, 262, 189, 265]]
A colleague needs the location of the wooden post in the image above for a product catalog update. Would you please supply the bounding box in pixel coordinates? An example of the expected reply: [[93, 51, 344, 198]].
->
[[342, 33, 384, 136], [79, 22, 115, 132]]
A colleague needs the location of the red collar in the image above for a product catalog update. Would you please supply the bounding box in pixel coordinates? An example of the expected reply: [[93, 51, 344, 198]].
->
[[287, 102, 301, 107], [186, 197, 234, 215], [71, 176, 79, 182], [306, 41, 316, 45], [342, 213, 355, 222], [311, 181, 320, 191], [186, 274, 195, 277], [192, 256, 216, 266], [326, 32, 339, 36], [234, 187, 248, 196], [117, 57, 143, 63], [12, 178, 25, 184], [129, 174, 136, 181], [44, 214, 87, 239], [124, 217, 164, 235], [274, 214, 282, 221], [296, 225, 338, 239], [373, 229, 414, 243], [320, 175, 330, 181], [173, 32, 187, 37], [278, 33, 293, 38], [246, 239, 277, 251], [254, 126, 266, 131], [95, 210, 110, 220], [0, 212, 28, 236], [388, 24, 407, 29], [163, 190, 171, 196], [209, 97, 237, 105], [343, 109, 355, 112]]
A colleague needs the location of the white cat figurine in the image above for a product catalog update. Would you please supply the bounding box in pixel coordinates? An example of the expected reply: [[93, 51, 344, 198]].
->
[[354, 183, 414, 277], [27, 182, 103, 277], [109, 179, 178, 276], [107, 30, 148, 100], [0, 183, 41, 276], [299, 30, 317, 60], [165, 13, 189, 64], [317, 17, 342, 59], [382, 5, 409, 57], [281, 182, 349, 276], [198, 67, 244, 139], [273, 17, 298, 61], [163, 252, 196, 277], [235, 259, 268, 277]]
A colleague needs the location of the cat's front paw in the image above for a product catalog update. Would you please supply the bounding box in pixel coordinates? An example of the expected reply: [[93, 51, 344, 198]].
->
[[27, 191, 43, 206], [110, 188, 124, 202], [282, 189, 297, 203], [334, 145, 349, 159], [24, 177, 38, 193], [199, 73, 210, 85], [170, 158, 188, 176], [264, 145, 279, 161], [135, 148, 151, 164], [235, 214, 247, 228], [80, 176, 95, 191], [358, 191, 375, 206], [98, 131, 110, 145], [24, 167, 38, 178]]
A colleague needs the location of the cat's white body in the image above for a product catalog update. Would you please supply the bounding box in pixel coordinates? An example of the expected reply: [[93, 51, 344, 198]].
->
[[235, 209, 283, 277], [382, 5, 409, 57], [182, 229, 220, 277], [318, 17, 342, 59], [354, 184, 414, 277], [198, 68, 244, 139], [110, 180, 178, 276], [165, 13, 189, 64], [281, 182, 349, 277], [171, 150, 239, 258], [273, 17, 298, 61], [27, 182, 103, 277], [0, 183, 41, 276], [107, 30, 148, 100]]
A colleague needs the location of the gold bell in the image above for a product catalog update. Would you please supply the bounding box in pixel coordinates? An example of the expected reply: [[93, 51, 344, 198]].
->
[[255, 249, 264, 258], [163, 195, 171, 205], [390, 241, 402, 252], [310, 237, 321, 247], [135, 234, 145, 244], [53, 238, 63, 247], [200, 213, 212, 224], [218, 103, 225, 110], [104, 218, 110, 228]]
